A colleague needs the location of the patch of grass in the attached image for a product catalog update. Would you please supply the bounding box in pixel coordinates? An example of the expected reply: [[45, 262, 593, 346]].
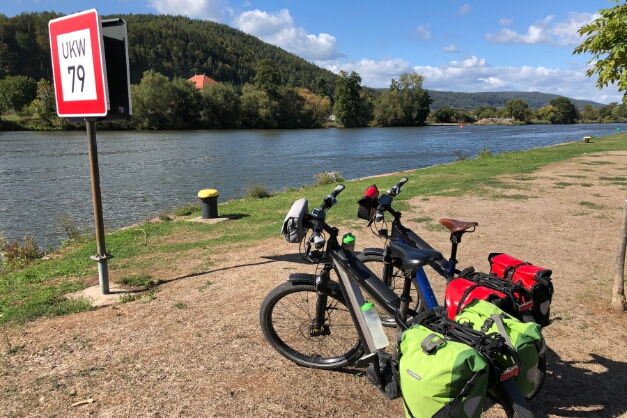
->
[[119, 293, 142, 303], [578, 201, 604, 209], [119, 274, 160, 289], [423, 222, 445, 232], [172, 202, 201, 217], [157, 211, 172, 222], [198, 280, 214, 292], [580, 183, 593, 187], [314, 171, 345, 185], [554, 182, 574, 187], [599, 176, 627, 185], [512, 175, 537, 181], [490, 193, 530, 200], [173, 302, 187, 309], [580, 160, 614, 165], [561, 175, 586, 179], [244, 184, 272, 199], [477, 147, 492, 158], [591, 193, 604, 197]]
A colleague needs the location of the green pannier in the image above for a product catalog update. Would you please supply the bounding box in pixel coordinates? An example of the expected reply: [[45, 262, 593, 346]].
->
[[455, 299, 544, 397], [399, 324, 489, 418]]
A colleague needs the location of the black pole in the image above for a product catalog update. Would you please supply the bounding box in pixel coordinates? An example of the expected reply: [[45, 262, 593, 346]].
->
[[86, 119, 111, 294]]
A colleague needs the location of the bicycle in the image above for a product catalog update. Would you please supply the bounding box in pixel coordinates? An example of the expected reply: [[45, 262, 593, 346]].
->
[[356, 177, 546, 400], [357, 177, 478, 318], [260, 184, 534, 417]]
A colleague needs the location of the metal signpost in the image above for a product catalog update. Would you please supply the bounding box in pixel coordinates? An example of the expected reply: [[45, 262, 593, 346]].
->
[[49, 9, 132, 294]]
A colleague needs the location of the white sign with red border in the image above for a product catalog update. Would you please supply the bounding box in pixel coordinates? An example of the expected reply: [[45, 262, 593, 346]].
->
[[49, 9, 109, 117]]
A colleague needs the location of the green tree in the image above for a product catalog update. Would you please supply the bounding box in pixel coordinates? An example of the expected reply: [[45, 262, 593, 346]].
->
[[581, 104, 599, 121], [613, 103, 627, 121], [504, 99, 531, 122], [240, 83, 277, 128], [0, 75, 37, 112], [254, 58, 281, 100], [548, 97, 580, 124], [200, 82, 241, 128], [432, 106, 456, 123], [373, 88, 403, 126], [298, 88, 331, 128], [473, 105, 498, 120], [397, 72, 432, 125], [31, 78, 57, 127], [574, 1, 627, 102], [333, 71, 369, 128]]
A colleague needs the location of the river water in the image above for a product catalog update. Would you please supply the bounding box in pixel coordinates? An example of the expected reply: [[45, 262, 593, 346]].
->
[[0, 124, 619, 249]]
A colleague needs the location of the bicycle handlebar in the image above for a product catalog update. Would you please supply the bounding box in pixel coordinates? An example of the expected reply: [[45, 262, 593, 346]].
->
[[389, 177, 408, 197]]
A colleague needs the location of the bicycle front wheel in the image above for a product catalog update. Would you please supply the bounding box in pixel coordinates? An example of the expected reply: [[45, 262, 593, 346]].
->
[[357, 252, 424, 323], [260, 281, 364, 369]]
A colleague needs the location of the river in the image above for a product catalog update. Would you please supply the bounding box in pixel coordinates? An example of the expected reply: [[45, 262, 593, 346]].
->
[[0, 124, 620, 249]]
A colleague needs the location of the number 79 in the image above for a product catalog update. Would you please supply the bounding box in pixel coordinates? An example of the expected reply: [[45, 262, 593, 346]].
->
[[67, 65, 85, 93]]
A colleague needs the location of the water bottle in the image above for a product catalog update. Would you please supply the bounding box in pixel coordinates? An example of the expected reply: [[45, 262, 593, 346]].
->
[[342, 233, 355, 252], [361, 302, 389, 349]]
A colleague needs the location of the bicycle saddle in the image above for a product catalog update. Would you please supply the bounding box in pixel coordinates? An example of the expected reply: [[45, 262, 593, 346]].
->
[[389, 241, 443, 270], [439, 218, 478, 233]]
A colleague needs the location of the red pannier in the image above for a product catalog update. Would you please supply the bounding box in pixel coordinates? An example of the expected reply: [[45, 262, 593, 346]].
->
[[444, 275, 516, 321], [488, 253, 554, 327], [357, 184, 379, 220]]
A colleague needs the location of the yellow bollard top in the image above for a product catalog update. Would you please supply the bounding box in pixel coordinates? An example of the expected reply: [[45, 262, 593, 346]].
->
[[198, 189, 219, 198]]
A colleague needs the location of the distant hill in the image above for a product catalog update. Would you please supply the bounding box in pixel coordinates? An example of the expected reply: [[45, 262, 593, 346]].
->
[[427, 90, 605, 110]]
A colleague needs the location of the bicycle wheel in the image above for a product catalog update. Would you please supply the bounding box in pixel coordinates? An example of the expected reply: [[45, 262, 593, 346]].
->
[[260, 281, 364, 369], [357, 252, 424, 324], [490, 378, 534, 418]]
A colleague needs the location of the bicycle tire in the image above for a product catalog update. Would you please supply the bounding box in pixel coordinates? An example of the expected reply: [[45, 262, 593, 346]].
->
[[491, 378, 535, 418], [357, 252, 424, 324], [260, 281, 364, 369]]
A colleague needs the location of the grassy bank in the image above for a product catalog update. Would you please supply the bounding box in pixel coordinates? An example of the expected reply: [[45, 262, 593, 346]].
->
[[2, 133, 627, 326]]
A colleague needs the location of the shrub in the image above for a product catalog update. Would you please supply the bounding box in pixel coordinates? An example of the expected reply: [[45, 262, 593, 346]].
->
[[314, 171, 345, 185], [477, 147, 492, 158], [244, 184, 272, 199], [453, 149, 470, 162], [0, 234, 45, 271]]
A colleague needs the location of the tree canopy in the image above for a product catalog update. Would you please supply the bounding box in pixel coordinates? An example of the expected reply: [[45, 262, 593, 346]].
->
[[574, 0, 627, 102]]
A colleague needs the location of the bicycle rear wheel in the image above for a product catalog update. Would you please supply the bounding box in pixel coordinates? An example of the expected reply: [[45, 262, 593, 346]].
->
[[260, 281, 364, 369], [490, 378, 534, 418]]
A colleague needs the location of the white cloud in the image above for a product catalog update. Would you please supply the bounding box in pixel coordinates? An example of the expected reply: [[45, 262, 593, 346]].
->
[[414, 24, 431, 40], [147, 0, 228, 21], [411, 57, 622, 104], [442, 43, 459, 53], [233, 9, 341, 61], [499, 18, 513, 26], [326, 58, 414, 87], [485, 12, 598, 46], [458, 4, 471, 16]]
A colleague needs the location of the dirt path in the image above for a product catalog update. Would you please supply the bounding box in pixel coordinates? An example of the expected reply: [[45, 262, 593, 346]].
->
[[2, 151, 627, 418]]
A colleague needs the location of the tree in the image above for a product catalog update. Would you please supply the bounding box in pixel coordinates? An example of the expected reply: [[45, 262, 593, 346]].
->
[[432, 106, 456, 123], [333, 71, 368, 128], [574, 1, 627, 103], [31, 78, 57, 127], [0, 75, 37, 112], [254, 58, 281, 100], [581, 104, 599, 121], [473, 105, 498, 120], [397, 72, 432, 125], [548, 97, 579, 124], [200, 82, 241, 128], [504, 99, 531, 122], [298, 88, 331, 128], [614, 198, 627, 310]]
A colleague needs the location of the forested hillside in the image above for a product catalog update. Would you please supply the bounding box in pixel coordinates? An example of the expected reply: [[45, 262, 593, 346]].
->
[[427, 90, 604, 110], [0, 12, 338, 97]]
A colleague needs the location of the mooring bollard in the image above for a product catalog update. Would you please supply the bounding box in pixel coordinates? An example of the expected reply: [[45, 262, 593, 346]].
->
[[198, 189, 219, 219], [584, 136, 591, 143]]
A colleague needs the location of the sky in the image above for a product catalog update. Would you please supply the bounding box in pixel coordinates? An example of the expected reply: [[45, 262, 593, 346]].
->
[[4, 0, 624, 104]]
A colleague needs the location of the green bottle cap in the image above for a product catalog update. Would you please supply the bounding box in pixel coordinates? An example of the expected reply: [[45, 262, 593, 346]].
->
[[343, 233, 355, 245], [361, 302, 374, 311]]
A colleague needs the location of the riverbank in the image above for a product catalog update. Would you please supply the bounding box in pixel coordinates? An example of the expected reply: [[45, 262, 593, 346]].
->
[[1, 133, 627, 416]]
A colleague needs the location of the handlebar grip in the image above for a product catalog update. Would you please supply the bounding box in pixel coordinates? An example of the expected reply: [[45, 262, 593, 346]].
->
[[395, 177, 408, 189], [329, 184, 345, 198]]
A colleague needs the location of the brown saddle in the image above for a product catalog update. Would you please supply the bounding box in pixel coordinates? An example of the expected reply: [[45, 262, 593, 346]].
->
[[439, 218, 478, 234]]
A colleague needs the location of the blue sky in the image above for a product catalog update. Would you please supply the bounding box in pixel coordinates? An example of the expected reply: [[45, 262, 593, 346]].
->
[[5, 0, 623, 104]]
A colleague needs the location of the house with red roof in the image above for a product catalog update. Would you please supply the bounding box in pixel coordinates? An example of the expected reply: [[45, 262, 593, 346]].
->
[[188, 74, 218, 89]]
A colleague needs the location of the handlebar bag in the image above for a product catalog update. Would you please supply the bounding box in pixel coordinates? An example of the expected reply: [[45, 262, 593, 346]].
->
[[455, 299, 544, 398], [399, 323, 488, 418], [444, 277, 516, 322], [488, 253, 554, 327], [281, 198, 308, 243], [357, 184, 379, 220]]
